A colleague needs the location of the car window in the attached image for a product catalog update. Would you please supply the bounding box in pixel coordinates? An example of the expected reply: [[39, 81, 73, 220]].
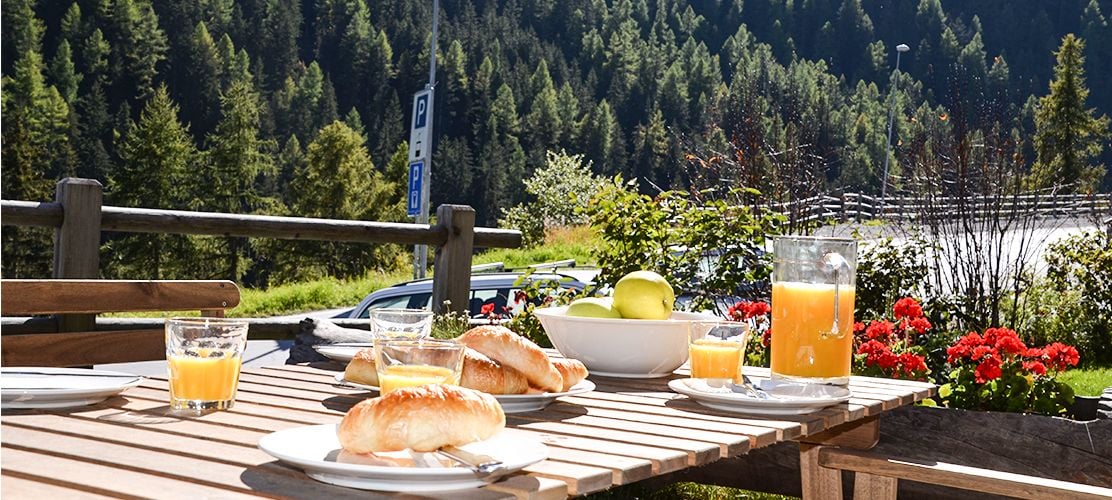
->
[[359, 293, 431, 318], [469, 288, 510, 317]]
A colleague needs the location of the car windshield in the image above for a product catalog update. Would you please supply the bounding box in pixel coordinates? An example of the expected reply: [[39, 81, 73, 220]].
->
[[354, 275, 584, 319]]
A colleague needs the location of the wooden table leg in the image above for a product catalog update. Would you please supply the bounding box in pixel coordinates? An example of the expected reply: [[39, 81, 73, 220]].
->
[[799, 416, 883, 500], [801, 443, 844, 500]]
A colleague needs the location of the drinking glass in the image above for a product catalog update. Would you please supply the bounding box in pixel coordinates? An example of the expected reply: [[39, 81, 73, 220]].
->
[[770, 236, 857, 386], [166, 317, 249, 411], [374, 338, 465, 393], [369, 308, 434, 340], [688, 320, 750, 383]]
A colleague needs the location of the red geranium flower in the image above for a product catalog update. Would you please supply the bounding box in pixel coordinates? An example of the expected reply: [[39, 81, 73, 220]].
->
[[761, 328, 772, 347], [866, 320, 895, 341], [908, 317, 932, 334], [1044, 342, 1080, 371], [972, 345, 996, 361], [974, 356, 1003, 383], [1022, 360, 1047, 376], [747, 301, 771, 318], [893, 297, 924, 319], [480, 302, 495, 316], [995, 334, 1028, 356]]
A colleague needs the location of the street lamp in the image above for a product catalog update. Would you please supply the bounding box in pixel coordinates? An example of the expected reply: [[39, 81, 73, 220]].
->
[[880, 43, 910, 214], [413, 0, 439, 279]]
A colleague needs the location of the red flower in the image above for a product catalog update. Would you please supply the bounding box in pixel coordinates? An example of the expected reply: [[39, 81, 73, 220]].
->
[[893, 297, 924, 320], [947, 332, 983, 363], [761, 328, 772, 347], [1044, 342, 1080, 371], [972, 345, 996, 361], [974, 356, 1003, 383], [995, 334, 1028, 356], [908, 317, 932, 334], [480, 303, 495, 316], [853, 321, 866, 335], [866, 320, 895, 341], [899, 352, 928, 376], [514, 290, 528, 304], [728, 301, 772, 321], [1022, 360, 1047, 376]]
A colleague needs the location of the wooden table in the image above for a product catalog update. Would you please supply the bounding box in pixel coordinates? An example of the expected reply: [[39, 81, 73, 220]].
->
[[1, 361, 935, 499]]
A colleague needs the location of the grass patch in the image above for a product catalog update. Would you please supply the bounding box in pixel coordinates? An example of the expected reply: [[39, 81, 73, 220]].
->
[[476, 225, 600, 270], [584, 482, 795, 500], [205, 225, 601, 318], [1058, 366, 1112, 396]]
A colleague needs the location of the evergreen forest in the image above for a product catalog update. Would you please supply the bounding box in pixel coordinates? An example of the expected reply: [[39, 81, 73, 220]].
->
[[3, 0, 1110, 285]]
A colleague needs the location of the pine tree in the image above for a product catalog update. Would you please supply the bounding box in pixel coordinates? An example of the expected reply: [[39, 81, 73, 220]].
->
[[1028, 34, 1111, 192], [48, 40, 82, 105], [279, 121, 401, 282], [180, 21, 223, 137], [109, 85, 197, 278]]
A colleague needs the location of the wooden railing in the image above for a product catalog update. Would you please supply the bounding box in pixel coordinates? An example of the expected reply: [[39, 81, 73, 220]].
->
[[1, 178, 523, 323], [768, 192, 1112, 224]]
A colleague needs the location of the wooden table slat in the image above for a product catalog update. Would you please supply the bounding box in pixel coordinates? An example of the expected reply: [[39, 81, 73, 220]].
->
[[0, 360, 935, 499]]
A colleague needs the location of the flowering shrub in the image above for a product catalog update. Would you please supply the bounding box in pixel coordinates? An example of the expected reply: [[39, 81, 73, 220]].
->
[[940, 327, 1079, 414], [727, 300, 771, 368], [852, 297, 932, 380]]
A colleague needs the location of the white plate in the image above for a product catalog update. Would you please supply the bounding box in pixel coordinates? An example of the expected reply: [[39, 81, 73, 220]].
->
[[334, 374, 596, 413], [258, 425, 547, 492], [313, 343, 374, 364], [1, 367, 144, 409], [668, 378, 851, 416]]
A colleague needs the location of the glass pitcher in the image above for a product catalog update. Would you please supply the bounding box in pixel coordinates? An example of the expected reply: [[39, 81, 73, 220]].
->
[[770, 236, 857, 386]]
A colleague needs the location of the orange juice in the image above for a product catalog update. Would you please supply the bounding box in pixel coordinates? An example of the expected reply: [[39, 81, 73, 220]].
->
[[168, 354, 242, 401], [378, 365, 458, 393], [770, 281, 855, 381], [689, 339, 744, 381]]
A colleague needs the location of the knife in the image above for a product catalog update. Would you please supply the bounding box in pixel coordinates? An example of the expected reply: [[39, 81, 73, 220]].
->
[[436, 445, 505, 478]]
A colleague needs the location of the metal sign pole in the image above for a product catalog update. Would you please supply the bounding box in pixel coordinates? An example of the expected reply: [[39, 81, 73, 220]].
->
[[413, 0, 439, 279]]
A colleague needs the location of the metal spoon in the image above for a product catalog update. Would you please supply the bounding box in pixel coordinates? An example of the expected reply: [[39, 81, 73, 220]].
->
[[437, 445, 505, 478], [730, 374, 772, 399]]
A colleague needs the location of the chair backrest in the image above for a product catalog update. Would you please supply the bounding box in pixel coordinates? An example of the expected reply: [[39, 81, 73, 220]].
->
[[1, 279, 240, 367]]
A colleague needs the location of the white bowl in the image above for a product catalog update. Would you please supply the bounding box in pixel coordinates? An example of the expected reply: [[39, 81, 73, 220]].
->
[[534, 306, 716, 378]]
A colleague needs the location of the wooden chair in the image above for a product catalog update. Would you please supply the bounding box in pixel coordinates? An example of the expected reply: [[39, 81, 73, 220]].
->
[[812, 446, 1112, 500], [1, 279, 240, 367]]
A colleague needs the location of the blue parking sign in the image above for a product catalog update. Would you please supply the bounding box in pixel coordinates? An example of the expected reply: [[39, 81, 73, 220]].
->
[[407, 161, 423, 216]]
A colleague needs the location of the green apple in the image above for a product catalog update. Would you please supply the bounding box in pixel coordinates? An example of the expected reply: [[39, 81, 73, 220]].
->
[[612, 270, 675, 320], [565, 297, 621, 318]]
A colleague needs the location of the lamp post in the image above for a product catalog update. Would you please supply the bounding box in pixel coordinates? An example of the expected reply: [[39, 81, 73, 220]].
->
[[880, 43, 910, 215], [414, 0, 439, 279]]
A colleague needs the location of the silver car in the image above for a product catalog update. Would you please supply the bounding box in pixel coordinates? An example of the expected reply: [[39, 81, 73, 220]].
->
[[346, 272, 589, 320]]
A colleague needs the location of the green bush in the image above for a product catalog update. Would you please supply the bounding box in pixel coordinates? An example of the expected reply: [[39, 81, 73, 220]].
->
[[500, 150, 605, 248], [854, 234, 933, 322], [581, 177, 783, 315], [1038, 230, 1112, 365]]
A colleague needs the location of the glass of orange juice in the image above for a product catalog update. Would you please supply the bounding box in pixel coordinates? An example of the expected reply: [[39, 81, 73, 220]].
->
[[165, 317, 249, 411], [374, 338, 465, 393], [689, 321, 750, 384], [770, 236, 857, 386]]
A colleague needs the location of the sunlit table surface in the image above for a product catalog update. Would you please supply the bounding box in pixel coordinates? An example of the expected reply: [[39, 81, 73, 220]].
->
[[1, 352, 935, 499]]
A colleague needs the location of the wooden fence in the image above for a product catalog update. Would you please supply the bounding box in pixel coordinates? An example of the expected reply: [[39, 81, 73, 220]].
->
[[1, 178, 523, 334], [770, 192, 1112, 225]]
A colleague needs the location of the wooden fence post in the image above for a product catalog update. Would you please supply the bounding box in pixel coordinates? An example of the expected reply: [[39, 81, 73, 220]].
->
[[432, 204, 475, 316], [54, 178, 102, 332]]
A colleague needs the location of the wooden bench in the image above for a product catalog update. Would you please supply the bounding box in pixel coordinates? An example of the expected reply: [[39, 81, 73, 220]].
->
[[1, 279, 240, 367], [813, 445, 1112, 499]]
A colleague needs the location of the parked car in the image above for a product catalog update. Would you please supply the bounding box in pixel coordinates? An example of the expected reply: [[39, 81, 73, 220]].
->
[[346, 272, 589, 320]]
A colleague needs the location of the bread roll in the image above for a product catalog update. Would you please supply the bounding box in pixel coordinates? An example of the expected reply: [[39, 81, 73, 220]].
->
[[461, 348, 529, 395], [343, 348, 378, 386], [458, 325, 563, 393], [552, 358, 589, 392], [337, 384, 505, 453]]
